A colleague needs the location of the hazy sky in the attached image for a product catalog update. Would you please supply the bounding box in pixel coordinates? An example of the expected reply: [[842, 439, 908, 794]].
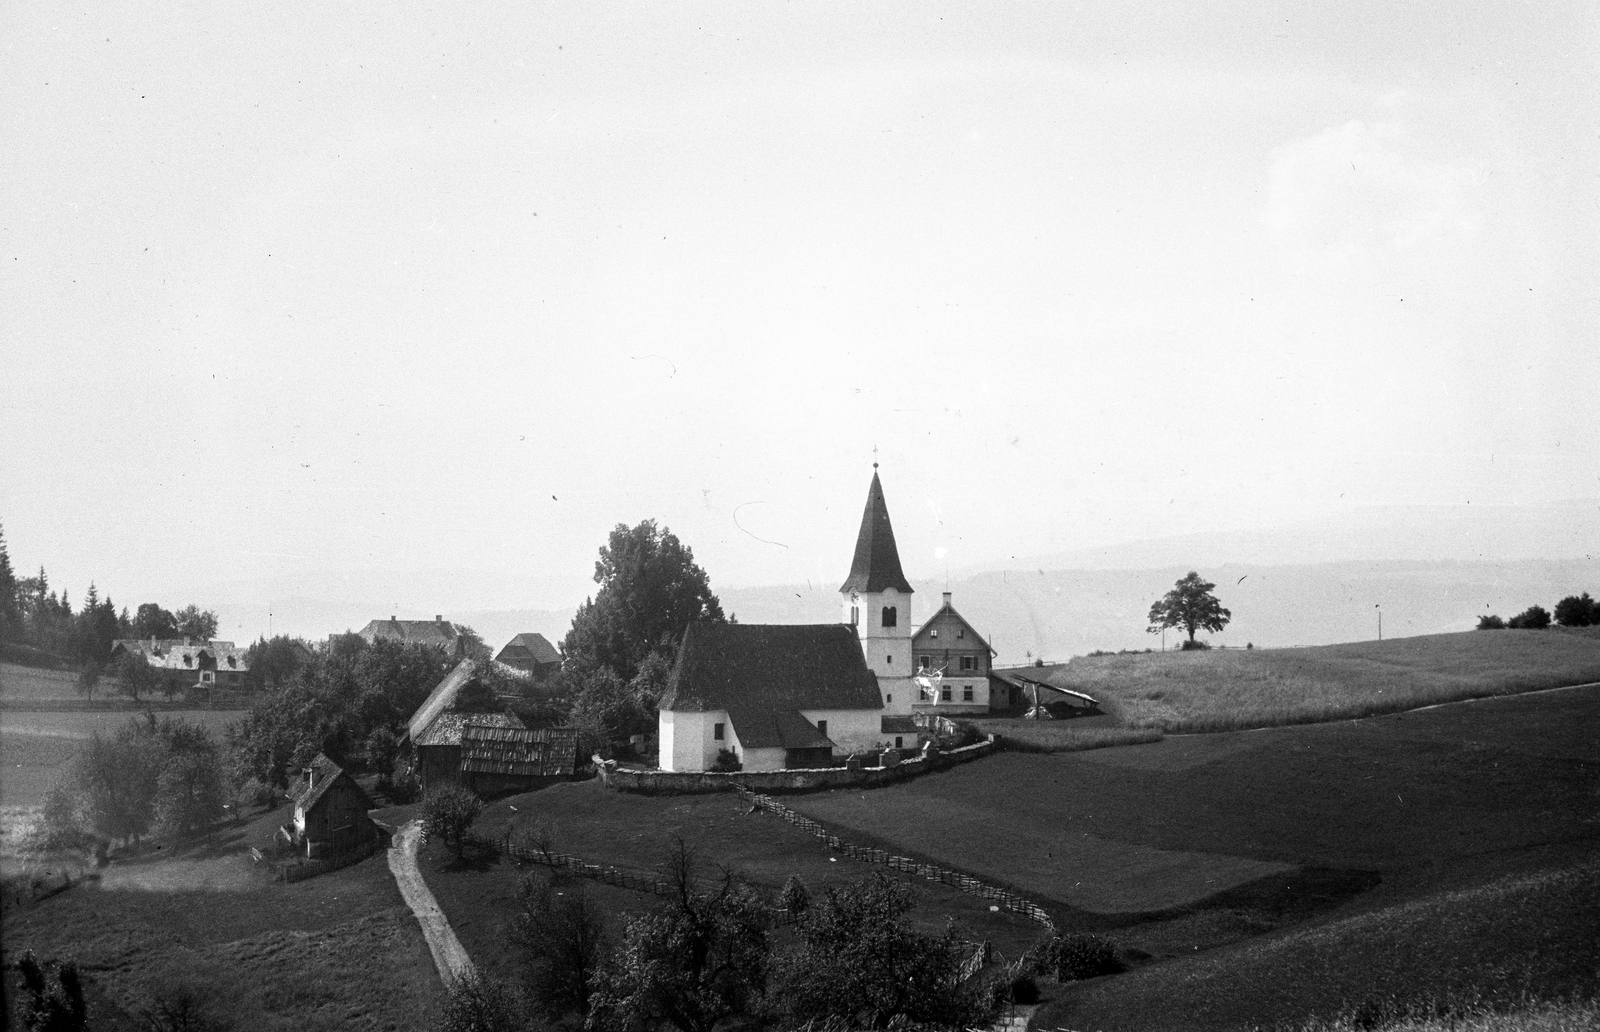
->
[[3, 1, 1596, 616]]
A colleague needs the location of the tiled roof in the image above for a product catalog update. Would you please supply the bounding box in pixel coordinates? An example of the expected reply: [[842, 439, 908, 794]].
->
[[415, 710, 525, 748], [358, 618, 459, 647], [407, 659, 477, 742], [839, 471, 914, 595], [460, 725, 579, 777], [287, 753, 372, 814], [495, 633, 560, 667], [110, 639, 249, 673], [661, 622, 880, 747]]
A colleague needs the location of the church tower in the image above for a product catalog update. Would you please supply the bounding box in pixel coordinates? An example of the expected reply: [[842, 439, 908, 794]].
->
[[841, 467, 916, 715]]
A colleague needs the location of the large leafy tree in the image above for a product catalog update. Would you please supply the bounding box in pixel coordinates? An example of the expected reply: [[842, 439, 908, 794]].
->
[[1147, 571, 1232, 645], [174, 604, 219, 642], [134, 602, 180, 641], [1554, 593, 1598, 628], [563, 521, 723, 684]]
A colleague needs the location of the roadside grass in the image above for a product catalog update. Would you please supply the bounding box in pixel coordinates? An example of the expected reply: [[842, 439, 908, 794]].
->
[[974, 721, 1164, 753], [1021, 630, 1600, 733], [791, 685, 1600, 912], [1038, 842, 1600, 1032], [2, 805, 443, 1031], [0, 708, 242, 807]]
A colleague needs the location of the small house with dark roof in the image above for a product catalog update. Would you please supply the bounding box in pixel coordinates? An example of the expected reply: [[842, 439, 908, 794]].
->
[[285, 754, 379, 859], [911, 591, 998, 714], [659, 622, 884, 772], [357, 615, 465, 657], [495, 632, 561, 677]]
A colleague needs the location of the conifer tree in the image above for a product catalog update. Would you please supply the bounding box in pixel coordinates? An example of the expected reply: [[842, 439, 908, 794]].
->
[[0, 520, 19, 643]]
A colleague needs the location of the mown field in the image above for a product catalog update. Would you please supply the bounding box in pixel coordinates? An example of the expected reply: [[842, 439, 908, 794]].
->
[[998, 628, 1600, 734], [0, 707, 242, 807], [2, 803, 443, 1031], [792, 684, 1600, 1030], [0, 661, 80, 702]]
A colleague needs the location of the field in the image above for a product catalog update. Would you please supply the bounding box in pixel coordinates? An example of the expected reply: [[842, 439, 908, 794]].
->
[[0, 707, 243, 807], [0, 661, 80, 703], [791, 684, 1600, 1030], [1003, 628, 1600, 733], [2, 804, 443, 1031]]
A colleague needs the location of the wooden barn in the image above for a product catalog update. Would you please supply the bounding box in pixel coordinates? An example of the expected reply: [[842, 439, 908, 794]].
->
[[285, 754, 379, 859]]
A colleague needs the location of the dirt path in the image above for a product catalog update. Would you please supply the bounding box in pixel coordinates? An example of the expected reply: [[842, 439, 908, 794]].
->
[[387, 819, 476, 985]]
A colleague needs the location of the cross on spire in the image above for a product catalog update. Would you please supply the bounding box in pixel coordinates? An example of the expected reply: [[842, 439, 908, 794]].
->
[[872, 444, 879, 469]]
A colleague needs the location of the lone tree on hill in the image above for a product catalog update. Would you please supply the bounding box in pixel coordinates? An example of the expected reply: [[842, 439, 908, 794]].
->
[[1147, 572, 1232, 647]]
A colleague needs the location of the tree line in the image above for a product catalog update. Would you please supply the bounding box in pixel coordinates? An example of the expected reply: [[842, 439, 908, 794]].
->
[[1477, 592, 1600, 631]]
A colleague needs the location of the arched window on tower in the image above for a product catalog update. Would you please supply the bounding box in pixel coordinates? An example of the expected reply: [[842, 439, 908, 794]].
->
[[882, 606, 897, 628]]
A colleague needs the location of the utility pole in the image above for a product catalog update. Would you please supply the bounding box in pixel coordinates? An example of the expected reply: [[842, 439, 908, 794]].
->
[[1376, 603, 1382, 641]]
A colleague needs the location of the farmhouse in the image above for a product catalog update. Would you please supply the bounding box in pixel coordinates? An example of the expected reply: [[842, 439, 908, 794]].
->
[[109, 638, 249, 690], [659, 621, 884, 772], [494, 632, 561, 677], [911, 592, 997, 714], [406, 658, 581, 794], [357, 615, 466, 657], [285, 754, 379, 859]]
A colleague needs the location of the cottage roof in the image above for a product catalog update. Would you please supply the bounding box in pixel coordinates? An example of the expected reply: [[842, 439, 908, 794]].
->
[[358, 617, 460, 648], [910, 598, 996, 656], [415, 710, 526, 748], [495, 632, 560, 667], [661, 623, 880, 748], [287, 753, 372, 814], [407, 659, 477, 742], [839, 471, 915, 596], [110, 638, 249, 673], [460, 725, 579, 777], [880, 714, 920, 735]]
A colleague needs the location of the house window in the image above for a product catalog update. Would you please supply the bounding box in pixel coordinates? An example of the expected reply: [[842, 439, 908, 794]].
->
[[960, 656, 975, 671], [816, 720, 828, 738], [886, 694, 892, 704], [919, 656, 930, 670], [713, 723, 725, 741], [202, 670, 215, 684], [895, 736, 904, 748], [881, 606, 897, 627], [850, 605, 859, 626], [963, 685, 974, 702], [886, 655, 892, 665], [930, 629, 938, 638], [941, 686, 952, 701]]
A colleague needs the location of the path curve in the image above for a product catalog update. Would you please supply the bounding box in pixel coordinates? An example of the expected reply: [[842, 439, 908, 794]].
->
[[387, 819, 476, 985]]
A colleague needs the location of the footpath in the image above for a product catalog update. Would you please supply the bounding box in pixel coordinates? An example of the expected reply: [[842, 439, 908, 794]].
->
[[387, 819, 476, 985]]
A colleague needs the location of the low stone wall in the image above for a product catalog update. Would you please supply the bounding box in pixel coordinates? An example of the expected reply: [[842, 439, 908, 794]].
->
[[595, 734, 1000, 795]]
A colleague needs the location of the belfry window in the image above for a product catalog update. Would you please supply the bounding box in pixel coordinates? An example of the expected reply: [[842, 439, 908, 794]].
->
[[882, 606, 897, 627]]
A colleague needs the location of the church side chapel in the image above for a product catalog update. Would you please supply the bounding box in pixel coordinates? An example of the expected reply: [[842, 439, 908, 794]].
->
[[658, 467, 996, 772]]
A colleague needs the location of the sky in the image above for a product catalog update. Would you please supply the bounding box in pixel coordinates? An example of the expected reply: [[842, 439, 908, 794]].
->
[[3, 1, 1596, 628]]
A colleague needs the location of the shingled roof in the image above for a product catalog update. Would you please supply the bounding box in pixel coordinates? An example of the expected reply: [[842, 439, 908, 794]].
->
[[661, 623, 880, 748], [839, 470, 914, 595], [495, 632, 560, 667], [460, 725, 579, 777], [414, 710, 525, 748], [287, 753, 372, 815], [111, 639, 249, 674], [358, 617, 460, 649]]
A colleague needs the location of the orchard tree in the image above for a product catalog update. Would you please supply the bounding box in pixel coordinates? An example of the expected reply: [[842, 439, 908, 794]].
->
[[1507, 605, 1551, 629], [1147, 571, 1232, 646], [111, 650, 160, 703], [423, 783, 484, 860], [562, 520, 723, 684], [1554, 593, 1598, 628]]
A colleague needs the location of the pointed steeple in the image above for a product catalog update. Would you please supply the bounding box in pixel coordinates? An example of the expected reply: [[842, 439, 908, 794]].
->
[[840, 469, 914, 595]]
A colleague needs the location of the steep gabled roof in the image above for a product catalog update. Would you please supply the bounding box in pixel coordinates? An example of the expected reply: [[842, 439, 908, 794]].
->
[[660, 623, 883, 738], [839, 470, 914, 595], [495, 632, 560, 667], [407, 659, 477, 742], [910, 597, 996, 655], [288, 753, 373, 815], [358, 618, 459, 648]]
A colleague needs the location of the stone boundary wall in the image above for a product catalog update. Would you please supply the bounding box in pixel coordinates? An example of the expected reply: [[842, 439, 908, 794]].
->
[[735, 785, 1057, 933], [595, 734, 1001, 795]]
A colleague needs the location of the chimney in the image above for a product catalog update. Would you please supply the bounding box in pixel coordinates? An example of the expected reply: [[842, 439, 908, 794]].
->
[[943, 591, 952, 607], [435, 614, 443, 623], [306, 766, 316, 790], [390, 614, 397, 622]]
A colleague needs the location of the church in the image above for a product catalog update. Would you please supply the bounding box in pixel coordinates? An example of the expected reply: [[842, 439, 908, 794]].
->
[[657, 467, 995, 773]]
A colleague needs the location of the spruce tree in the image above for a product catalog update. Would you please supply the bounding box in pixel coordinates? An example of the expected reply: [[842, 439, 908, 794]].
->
[[0, 520, 18, 643]]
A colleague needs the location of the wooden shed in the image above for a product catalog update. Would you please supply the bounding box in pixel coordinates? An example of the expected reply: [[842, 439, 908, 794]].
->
[[285, 754, 379, 859]]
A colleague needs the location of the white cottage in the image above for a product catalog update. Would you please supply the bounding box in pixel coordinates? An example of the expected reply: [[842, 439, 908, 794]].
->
[[658, 622, 884, 772]]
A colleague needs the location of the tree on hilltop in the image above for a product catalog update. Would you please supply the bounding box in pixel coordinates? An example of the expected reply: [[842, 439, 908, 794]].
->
[[1554, 593, 1598, 628], [1147, 571, 1232, 646]]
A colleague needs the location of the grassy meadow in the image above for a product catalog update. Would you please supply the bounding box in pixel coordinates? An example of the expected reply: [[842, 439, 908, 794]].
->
[[1007, 628, 1600, 733]]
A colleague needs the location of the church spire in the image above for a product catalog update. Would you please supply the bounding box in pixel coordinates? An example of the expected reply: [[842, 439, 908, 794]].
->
[[840, 469, 914, 595]]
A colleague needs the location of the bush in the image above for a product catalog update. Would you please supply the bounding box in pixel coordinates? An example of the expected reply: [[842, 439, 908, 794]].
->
[[711, 748, 742, 772], [39, 784, 87, 850], [780, 873, 811, 917], [1180, 639, 1211, 651], [16, 950, 86, 1032], [1476, 614, 1505, 630], [1507, 605, 1551, 629], [1024, 933, 1120, 982], [423, 783, 484, 860], [1009, 971, 1040, 1004], [1554, 592, 1598, 627], [439, 974, 528, 1032]]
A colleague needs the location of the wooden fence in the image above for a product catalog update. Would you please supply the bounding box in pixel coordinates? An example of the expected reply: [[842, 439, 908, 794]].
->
[[733, 786, 1057, 933]]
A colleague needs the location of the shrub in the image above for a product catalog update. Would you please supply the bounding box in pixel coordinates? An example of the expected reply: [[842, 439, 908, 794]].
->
[[1180, 639, 1211, 651], [1476, 614, 1505, 630], [1554, 592, 1598, 627], [39, 784, 87, 850], [423, 783, 484, 860], [711, 748, 742, 772], [16, 950, 86, 1032], [1507, 605, 1551, 629], [1009, 971, 1040, 1004], [439, 974, 527, 1032], [1024, 933, 1120, 981], [780, 873, 811, 917]]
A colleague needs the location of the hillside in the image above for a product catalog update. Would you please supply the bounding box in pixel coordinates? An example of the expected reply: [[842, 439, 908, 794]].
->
[[1004, 628, 1600, 733]]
